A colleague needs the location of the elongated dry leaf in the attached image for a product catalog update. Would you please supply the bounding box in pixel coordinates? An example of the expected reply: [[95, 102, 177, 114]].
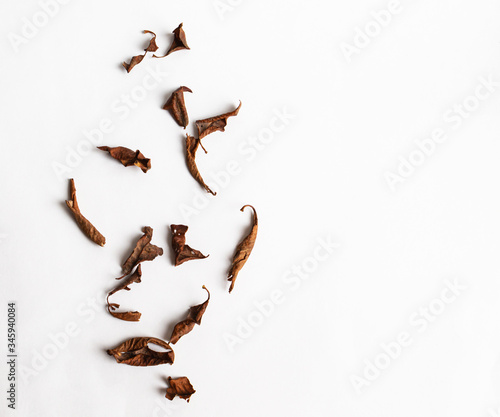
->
[[196, 101, 242, 141], [165, 376, 196, 402], [185, 134, 216, 196], [120, 227, 163, 278], [107, 265, 143, 322], [170, 224, 208, 266], [154, 23, 190, 58], [170, 286, 210, 344], [228, 205, 258, 293], [163, 86, 192, 129], [107, 337, 174, 366], [65, 179, 106, 246], [97, 146, 151, 173]]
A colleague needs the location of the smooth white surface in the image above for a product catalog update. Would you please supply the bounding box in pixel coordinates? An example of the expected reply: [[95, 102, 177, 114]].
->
[[1, 0, 500, 416]]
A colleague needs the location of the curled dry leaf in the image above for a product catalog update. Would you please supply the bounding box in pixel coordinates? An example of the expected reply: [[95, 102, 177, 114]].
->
[[97, 146, 151, 173], [122, 30, 159, 73], [65, 179, 106, 247], [163, 86, 192, 129], [228, 205, 258, 293], [170, 224, 208, 266], [106, 265, 143, 322], [143, 30, 159, 53], [165, 376, 196, 402], [196, 101, 242, 141], [120, 226, 163, 278], [185, 134, 216, 196], [170, 286, 210, 344], [154, 23, 190, 58], [107, 337, 174, 366]]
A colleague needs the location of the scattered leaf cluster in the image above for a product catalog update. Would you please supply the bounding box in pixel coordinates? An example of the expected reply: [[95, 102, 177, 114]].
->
[[64, 22, 261, 405]]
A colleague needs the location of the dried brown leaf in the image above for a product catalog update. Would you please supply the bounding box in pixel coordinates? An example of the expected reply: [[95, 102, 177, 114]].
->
[[154, 23, 190, 58], [120, 227, 163, 277], [107, 265, 143, 322], [228, 205, 258, 293], [143, 30, 159, 53], [107, 337, 174, 367], [97, 146, 151, 173], [122, 30, 158, 72], [165, 376, 196, 402], [163, 86, 192, 129], [196, 101, 242, 141], [65, 179, 106, 247], [185, 134, 216, 196], [170, 224, 208, 266], [122, 53, 146, 73], [169, 320, 196, 345], [170, 286, 210, 344]]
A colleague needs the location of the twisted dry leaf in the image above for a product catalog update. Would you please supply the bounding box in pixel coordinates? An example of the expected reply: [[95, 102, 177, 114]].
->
[[170, 286, 210, 344], [143, 30, 159, 53], [165, 376, 196, 402], [106, 265, 143, 322], [228, 205, 258, 293], [163, 86, 192, 129], [154, 23, 190, 58], [65, 179, 106, 247], [120, 226, 163, 278], [107, 337, 174, 366], [196, 101, 242, 141], [122, 30, 159, 73], [185, 134, 216, 196], [97, 146, 151, 173], [122, 53, 146, 73], [170, 224, 208, 266]]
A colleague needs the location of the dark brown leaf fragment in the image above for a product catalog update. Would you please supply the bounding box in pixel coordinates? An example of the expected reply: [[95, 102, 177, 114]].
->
[[120, 227, 163, 278], [122, 30, 158, 72], [65, 179, 106, 247], [196, 101, 242, 140], [170, 224, 208, 266], [107, 265, 143, 322], [143, 30, 159, 53], [170, 286, 210, 344], [228, 205, 258, 293], [97, 146, 151, 173], [154, 23, 190, 58], [165, 376, 196, 402], [185, 134, 216, 195], [163, 87, 192, 129], [107, 337, 174, 366], [122, 53, 146, 73]]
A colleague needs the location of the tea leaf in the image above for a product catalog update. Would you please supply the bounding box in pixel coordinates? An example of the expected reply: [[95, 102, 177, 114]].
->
[[170, 286, 210, 344], [97, 146, 151, 173], [154, 23, 190, 58], [165, 376, 196, 402], [65, 179, 106, 247], [107, 337, 174, 367], [122, 30, 159, 72], [123, 53, 146, 73], [228, 205, 258, 293], [196, 101, 242, 141], [120, 227, 163, 278], [107, 265, 143, 322], [185, 134, 216, 196], [170, 224, 208, 266], [143, 30, 159, 53], [163, 86, 192, 129]]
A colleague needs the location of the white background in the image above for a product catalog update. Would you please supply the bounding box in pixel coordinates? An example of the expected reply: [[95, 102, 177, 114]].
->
[[1, 0, 500, 416]]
